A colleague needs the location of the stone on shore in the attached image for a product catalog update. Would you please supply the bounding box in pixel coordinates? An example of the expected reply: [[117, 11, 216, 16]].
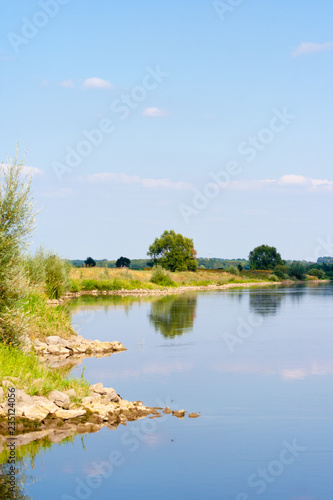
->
[[48, 390, 70, 409]]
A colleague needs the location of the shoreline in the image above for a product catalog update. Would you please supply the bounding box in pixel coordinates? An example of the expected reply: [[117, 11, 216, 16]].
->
[[48, 278, 330, 305], [0, 278, 328, 452], [49, 280, 284, 305]]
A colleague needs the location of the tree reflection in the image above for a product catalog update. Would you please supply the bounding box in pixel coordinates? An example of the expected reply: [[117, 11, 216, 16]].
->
[[249, 291, 285, 317], [149, 295, 197, 338]]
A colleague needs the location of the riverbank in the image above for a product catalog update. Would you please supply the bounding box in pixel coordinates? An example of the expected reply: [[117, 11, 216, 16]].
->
[[49, 279, 284, 305]]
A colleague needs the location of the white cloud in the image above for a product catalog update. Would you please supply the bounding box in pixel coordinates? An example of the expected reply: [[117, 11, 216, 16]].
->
[[142, 107, 168, 117], [86, 172, 193, 191], [292, 41, 333, 57], [226, 175, 333, 191], [41, 79, 48, 87], [82, 77, 114, 90], [59, 79, 75, 88]]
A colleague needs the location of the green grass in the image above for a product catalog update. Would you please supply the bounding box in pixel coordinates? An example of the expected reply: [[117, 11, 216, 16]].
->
[[22, 290, 75, 341], [0, 344, 90, 398]]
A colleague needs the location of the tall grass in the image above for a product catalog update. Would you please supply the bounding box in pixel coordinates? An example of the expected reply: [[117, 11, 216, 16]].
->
[[0, 344, 89, 397], [150, 265, 176, 287], [26, 247, 71, 299]]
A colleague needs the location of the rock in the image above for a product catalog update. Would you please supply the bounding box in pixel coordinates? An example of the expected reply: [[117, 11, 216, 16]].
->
[[89, 383, 107, 395], [46, 345, 70, 355], [188, 413, 200, 418], [172, 409, 186, 418], [64, 389, 76, 398], [1, 380, 15, 388], [53, 409, 86, 420], [81, 395, 102, 405], [16, 390, 34, 405], [48, 390, 70, 409], [7, 401, 49, 421], [104, 388, 120, 403], [32, 396, 58, 414], [45, 336, 70, 346]]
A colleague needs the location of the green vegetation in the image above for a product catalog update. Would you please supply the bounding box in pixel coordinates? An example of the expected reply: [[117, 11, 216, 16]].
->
[[150, 265, 176, 287], [26, 247, 71, 299], [116, 256, 131, 268], [84, 256, 96, 267], [249, 244, 283, 270], [0, 150, 37, 346], [147, 230, 198, 271], [0, 344, 89, 397]]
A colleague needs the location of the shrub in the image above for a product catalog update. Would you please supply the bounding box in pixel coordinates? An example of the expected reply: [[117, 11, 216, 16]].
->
[[44, 255, 71, 299], [268, 274, 279, 282], [274, 264, 288, 280], [0, 150, 37, 345], [227, 266, 240, 276], [150, 265, 176, 287], [287, 262, 306, 281], [308, 268, 325, 279]]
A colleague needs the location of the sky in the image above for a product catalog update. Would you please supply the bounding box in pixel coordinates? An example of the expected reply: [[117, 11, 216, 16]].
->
[[1, 0, 332, 261]]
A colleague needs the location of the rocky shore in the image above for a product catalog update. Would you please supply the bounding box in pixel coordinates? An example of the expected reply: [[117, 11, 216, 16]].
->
[[0, 380, 199, 453], [33, 334, 126, 368]]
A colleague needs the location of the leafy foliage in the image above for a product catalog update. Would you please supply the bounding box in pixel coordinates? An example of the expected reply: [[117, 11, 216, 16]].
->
[[249, 245, 283, 270], [288, 262, 306, 280], [116, 256, 131, 268], [150, 265, 176, 287], [0, 149, 37, 345], [147, 230, 198, 272], [84, 256, 96, 267]]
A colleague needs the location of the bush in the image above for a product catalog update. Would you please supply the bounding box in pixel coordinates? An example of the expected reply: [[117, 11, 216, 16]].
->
[[150, 265, 176, 287], [268, 274, 279, 282], [287, 262, 306, 281], [227, 266, 240, 276], [274, 264, 288, 280], [308, 268, 325, 279], [0, 151, 36, 345]]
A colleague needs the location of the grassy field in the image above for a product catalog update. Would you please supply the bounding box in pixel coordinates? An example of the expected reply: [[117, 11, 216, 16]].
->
[[69, 267, 276, 291]]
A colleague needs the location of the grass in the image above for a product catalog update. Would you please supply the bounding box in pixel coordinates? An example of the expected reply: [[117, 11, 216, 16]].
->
[[0, 344, 90, 399], [69, 267, 276, 292], [23, 290, 75, 341]]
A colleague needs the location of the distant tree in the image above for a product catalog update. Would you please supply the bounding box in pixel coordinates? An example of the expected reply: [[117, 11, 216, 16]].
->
[[116, 256, 131, 268], [237, 263, 243, 272], [249, 245, 283, 270], [308, 268, 325, 279], [147, 230, 198, 272], [84, 257, 96, 267], [287, 262, 306, 280]]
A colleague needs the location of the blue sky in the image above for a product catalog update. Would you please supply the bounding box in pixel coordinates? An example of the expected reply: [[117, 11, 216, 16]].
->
[[1, 0, 332, 261]]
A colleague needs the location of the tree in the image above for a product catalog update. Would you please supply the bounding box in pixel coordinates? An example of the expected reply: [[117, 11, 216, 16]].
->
[[0, 148, 37, 345], [147, 230, 198, 272], [287, 262, 306, 281], [84, 256, 96, 267], [116, 256, 131, 268], [249, 245, 283, 270]]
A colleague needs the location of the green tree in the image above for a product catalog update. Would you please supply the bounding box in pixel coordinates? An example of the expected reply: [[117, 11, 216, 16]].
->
[[84, 256, 96, 267], [147, 230, 198, 272], [0, 149, 37, 345], [287, 262, 306, 280], [116, 256, 131, 268], [249, 244, 283, 270]]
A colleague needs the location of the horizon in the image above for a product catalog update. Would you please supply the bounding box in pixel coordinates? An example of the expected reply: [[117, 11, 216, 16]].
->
[[1, 1, 332, 261]]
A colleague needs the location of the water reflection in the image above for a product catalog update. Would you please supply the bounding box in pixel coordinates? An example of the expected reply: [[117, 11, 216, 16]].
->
[[249, 291, 285, 316], [149, 295, 197, 338]]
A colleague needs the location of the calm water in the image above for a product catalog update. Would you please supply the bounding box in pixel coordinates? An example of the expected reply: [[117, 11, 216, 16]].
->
[[9, 284, 333, 498]]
